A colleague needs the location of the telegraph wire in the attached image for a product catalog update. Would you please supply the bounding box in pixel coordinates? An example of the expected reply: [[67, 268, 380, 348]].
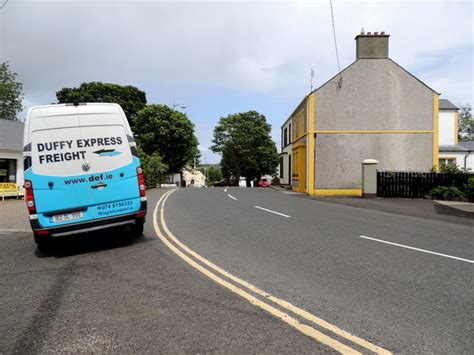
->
[[329, 0, 343, 90]]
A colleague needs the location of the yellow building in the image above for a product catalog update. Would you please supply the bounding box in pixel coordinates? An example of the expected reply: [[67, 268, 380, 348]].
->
[[282, 32, 439, 196]]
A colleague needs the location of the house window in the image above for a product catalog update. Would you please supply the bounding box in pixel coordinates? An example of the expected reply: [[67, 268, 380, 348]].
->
[[0, 159, 16, 183], [292, 117, 297, 140], [298, 110, 305, 137], [284, 128, 288, 146], [438, 158, 456, 167], [280, 157, 284, 178], [289, 123, 292, 143]]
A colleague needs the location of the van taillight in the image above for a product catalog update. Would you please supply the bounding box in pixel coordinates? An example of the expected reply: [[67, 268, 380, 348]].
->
[[137, 167, 146, 197], [24, 180, 37, 214]]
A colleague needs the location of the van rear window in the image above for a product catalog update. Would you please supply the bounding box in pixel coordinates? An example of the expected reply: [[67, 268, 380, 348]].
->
[[31, 125, 132, 177]]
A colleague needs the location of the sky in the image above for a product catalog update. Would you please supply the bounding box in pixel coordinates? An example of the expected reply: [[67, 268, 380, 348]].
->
[[1, 0, 472, 163]]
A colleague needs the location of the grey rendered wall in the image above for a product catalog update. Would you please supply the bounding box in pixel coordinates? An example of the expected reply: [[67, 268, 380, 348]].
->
[[314, 59, 434, 131], [315, 133, 433, 189]]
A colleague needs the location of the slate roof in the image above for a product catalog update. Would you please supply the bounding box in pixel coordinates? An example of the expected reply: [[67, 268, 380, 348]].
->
[[459, 141, 474, 151], [439, 141, 474, 152], [439, 99, 459, 110], [0, 119, 24, 151]]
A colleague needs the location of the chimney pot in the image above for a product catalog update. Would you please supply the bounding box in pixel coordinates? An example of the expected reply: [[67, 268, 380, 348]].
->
[[374, 31, 379, 35], [367, 32, 372, 35], [381, 31, 385, 35]]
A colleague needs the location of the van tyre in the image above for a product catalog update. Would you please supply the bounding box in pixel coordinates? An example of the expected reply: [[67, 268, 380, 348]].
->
[[34, 234, 52, 252], [132, 220, 144, 236]]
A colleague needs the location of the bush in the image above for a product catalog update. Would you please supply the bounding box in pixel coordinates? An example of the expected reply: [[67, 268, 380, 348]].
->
[[137, 145, 168, 188], [438, 164, 464, 174], [464, 176, 474, 203], [430, 186, 464, 201]]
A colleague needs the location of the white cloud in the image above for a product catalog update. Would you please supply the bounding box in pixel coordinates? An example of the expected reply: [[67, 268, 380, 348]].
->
[[3, 1, 470, 101], [1, 0, 472, 162]]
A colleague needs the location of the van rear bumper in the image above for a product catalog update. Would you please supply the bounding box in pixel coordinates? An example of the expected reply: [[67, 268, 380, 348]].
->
[[31, 201, 147, 237]]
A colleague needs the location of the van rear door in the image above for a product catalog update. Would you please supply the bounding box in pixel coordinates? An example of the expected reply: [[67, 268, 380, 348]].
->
[[30, 109, 139, 227]]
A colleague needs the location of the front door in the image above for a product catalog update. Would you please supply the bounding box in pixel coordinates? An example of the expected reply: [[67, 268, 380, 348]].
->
[[292, 145, 306, 193]]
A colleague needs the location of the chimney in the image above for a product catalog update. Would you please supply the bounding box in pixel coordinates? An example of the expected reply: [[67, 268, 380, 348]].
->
[[355, 31, 390, 59]]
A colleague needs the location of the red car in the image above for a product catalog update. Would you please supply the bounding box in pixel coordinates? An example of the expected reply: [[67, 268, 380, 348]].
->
[[257, 178, 272, 187]]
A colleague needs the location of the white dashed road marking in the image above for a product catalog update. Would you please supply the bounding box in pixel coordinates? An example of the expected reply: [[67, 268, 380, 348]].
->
[[254, 206, 290, 218], [360, 235, 474, 264]]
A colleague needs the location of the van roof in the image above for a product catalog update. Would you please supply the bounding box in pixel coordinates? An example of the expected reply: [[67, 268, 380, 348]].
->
[[28, 103, 123, 119]]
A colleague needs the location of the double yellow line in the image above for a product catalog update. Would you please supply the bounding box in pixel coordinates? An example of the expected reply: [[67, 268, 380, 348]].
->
[[153, 189, 391, 355]]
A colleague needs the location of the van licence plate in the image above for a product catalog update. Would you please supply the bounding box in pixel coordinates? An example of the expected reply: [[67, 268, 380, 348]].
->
[[52, 211, 84, 223]]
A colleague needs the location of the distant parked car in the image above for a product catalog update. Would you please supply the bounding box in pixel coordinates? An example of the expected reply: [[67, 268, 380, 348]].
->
[[213, 178, 237, 187], [257, 178, 272, 187]]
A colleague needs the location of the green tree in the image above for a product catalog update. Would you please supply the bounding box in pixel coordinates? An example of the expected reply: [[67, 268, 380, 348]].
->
[[199, 165, 223, 186], [134, 104, 200, 173], [211, 111, 279, 186], [138, 145, 168, 188], [0, 62, 24, 121], [56, 82, 147, 129], [458, 103, 473, 141]]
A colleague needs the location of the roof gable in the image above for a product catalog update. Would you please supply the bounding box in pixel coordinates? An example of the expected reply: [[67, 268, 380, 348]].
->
[[314, 58, 439, 95]]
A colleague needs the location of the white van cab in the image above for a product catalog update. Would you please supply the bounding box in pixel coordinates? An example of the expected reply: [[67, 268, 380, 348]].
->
[[23, 103, 147, 247]]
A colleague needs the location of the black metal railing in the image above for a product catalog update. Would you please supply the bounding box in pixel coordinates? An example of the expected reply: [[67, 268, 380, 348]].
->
[[376, 171, 471, 198]]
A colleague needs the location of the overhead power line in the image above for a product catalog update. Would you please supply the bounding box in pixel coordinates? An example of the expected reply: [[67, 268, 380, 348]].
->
[[329, 0, 341, 74], [329, 0, 343, 90]]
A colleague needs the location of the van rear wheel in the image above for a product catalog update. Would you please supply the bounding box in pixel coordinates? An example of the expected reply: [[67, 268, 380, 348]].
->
[[34, 234, 52, 251], [131, 220, 144, 236]]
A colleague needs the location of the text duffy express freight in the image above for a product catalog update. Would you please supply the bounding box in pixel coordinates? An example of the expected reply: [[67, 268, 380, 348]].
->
[[38, 151, 86, 164], [36, 136, 123, 152]]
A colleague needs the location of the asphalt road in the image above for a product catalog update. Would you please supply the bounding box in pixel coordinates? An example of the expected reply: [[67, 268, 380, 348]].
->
[[163, 187, 473, 354], [0, 189, 325, 354], [0, 187, 472, 353]]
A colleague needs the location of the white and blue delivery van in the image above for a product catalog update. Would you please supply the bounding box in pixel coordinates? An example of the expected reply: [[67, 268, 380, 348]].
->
[[23, 103, 147, 247]]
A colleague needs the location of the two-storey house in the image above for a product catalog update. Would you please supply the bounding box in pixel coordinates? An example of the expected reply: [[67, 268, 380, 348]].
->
[[280, 31, 439, 196]]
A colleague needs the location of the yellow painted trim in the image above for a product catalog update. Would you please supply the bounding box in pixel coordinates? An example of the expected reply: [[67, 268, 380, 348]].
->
[[307, 93, 315, 195], [312, 189, 363, 197], [292, 139, 306, 148], [297, 145, 306, 193], [454, 111, 459, 145], [314, 130, 433, 134], [433, 94, 439, 169]]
